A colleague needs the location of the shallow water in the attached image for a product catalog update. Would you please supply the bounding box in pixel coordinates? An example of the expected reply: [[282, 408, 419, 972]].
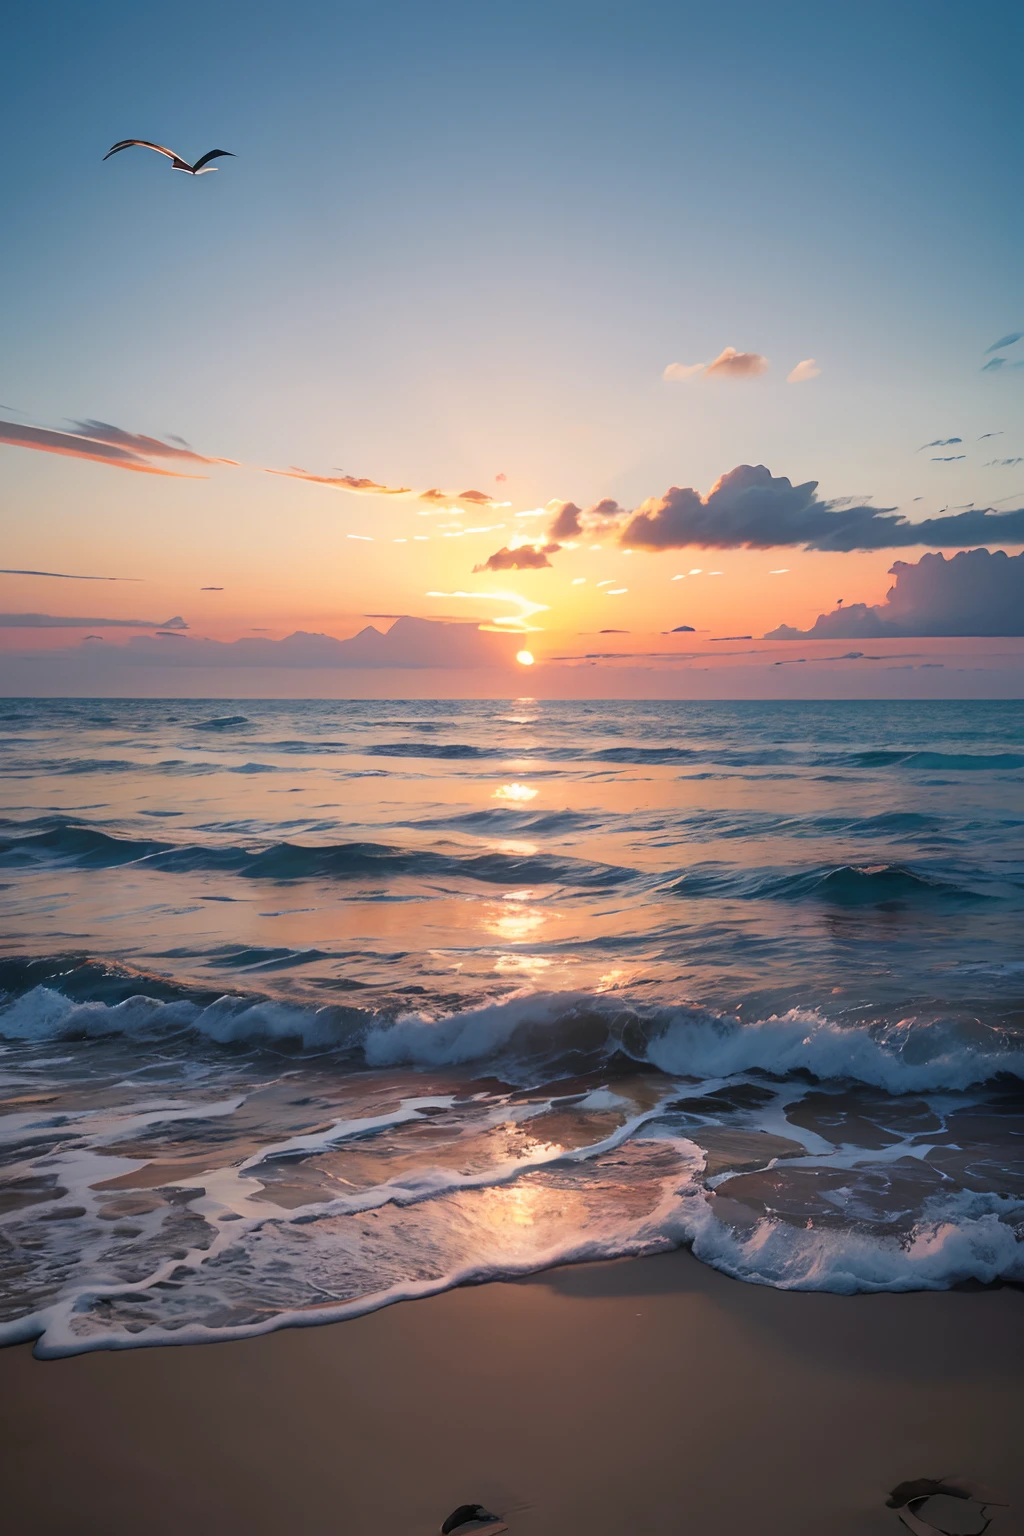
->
[[1, 697, 1022, 1354]]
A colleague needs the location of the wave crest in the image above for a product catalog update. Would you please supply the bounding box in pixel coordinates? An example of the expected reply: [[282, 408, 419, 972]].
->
[[2, 979, 1020, 1093]]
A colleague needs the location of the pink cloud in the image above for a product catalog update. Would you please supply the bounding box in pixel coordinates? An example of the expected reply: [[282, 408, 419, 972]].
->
[[704, 347, 769, 379]]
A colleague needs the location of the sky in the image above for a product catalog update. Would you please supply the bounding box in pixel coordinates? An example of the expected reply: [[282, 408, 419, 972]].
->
[[2, 0, 1023, 696]]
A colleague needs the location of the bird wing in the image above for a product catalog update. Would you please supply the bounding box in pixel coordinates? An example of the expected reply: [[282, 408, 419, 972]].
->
[[191, 149, 235, 172], [103, 139, 183, 163]]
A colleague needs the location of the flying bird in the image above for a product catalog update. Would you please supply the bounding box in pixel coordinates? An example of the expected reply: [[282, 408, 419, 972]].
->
[[103, 140, 235, 175]]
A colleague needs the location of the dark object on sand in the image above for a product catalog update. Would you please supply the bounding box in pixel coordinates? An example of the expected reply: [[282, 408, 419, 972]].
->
[[440, 1504, 505, 1534], [103, 141, 235, 175], [887, 1477, 1008, 1536]]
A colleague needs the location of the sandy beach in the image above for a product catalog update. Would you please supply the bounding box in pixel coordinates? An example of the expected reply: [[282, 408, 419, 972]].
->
[[2, 1249, 1021, 1536]]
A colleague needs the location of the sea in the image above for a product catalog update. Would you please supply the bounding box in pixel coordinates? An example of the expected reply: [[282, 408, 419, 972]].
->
[[1, 696, 1023, 1356]]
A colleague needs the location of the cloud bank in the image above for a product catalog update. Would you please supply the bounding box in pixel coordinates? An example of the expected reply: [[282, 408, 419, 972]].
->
[[5, 617, 517, 669], [617, 464, 1024, 552], [766, 549, 1024, 638]]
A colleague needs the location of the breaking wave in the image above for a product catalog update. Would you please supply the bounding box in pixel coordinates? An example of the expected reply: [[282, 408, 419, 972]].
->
[[2, 973, 1021, 1093]]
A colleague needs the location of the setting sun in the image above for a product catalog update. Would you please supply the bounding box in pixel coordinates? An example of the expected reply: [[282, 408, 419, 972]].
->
[[516, 650, 535, 665]]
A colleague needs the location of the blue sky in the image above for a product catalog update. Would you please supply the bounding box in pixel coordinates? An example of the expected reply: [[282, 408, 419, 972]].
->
[[1, 0, 1022, 691]]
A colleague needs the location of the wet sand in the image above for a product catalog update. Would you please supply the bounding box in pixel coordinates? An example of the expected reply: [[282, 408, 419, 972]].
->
[[1, 1249, 1021, 1536]]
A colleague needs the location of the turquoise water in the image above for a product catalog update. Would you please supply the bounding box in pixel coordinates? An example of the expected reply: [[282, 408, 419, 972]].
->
[[1, 698, 1022, 1353]]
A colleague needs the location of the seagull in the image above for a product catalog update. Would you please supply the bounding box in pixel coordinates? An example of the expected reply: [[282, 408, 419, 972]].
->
[[103, 140, 235, 175]]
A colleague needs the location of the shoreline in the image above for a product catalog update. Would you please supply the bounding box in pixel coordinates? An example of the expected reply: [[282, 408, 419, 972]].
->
[[2, 1248, 1021, 1535]]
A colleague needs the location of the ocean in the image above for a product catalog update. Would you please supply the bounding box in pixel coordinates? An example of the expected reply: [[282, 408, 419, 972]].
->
[[1, 696, 1022, 1356]]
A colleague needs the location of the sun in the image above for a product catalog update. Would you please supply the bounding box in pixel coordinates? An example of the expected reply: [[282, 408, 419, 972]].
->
[[516, 650, 535, 666]]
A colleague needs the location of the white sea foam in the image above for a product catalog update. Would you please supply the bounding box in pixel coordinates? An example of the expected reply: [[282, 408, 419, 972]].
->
[[3, 985, 1022, 1093], [7, 1127, 1023, 1358]]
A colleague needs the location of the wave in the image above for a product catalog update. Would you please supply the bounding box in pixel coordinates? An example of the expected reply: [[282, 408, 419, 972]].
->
[[409, 807, 598, 835], [12, 1172, 1024, 1358], [193, 715, 252, 732], [304, 741, 1024, 771], [17, 757, 140, 776], [839, 749, 1024, 771], [366, 742, 501, 759], [0, 819, 628, 888], [2, 974, 1021, 1092], [257, 739, 352, 754], [11, 739, 1020, 777], [4, 1078, 1022, 1359], [664, 860, 998, 905]]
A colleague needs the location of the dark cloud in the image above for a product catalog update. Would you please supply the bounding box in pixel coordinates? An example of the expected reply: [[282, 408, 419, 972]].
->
[[0, 613, 186, 629], [981, 357, 1024, 373], [669, 625, 695, 632], [987, 458, 1024, 467], [0, 419, 207, 477], [985, 333, 1023, 354], [978, 432, 1003, 440], [546, 497, 622, 542], [417, 487, 496, 507], [548, 502, 583, 539], [69, 421, 228, 465], [618, 463, 1024, 552], [918, 437, 962, 450], [583, 503, 626, 534], [0, 568, 140, 582], [473, 544, 559, 572], [200, 586, 224, 591], [931, 455, 965, 461], [267, 468, 411, 494], [766, 548, 1024, 638]]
